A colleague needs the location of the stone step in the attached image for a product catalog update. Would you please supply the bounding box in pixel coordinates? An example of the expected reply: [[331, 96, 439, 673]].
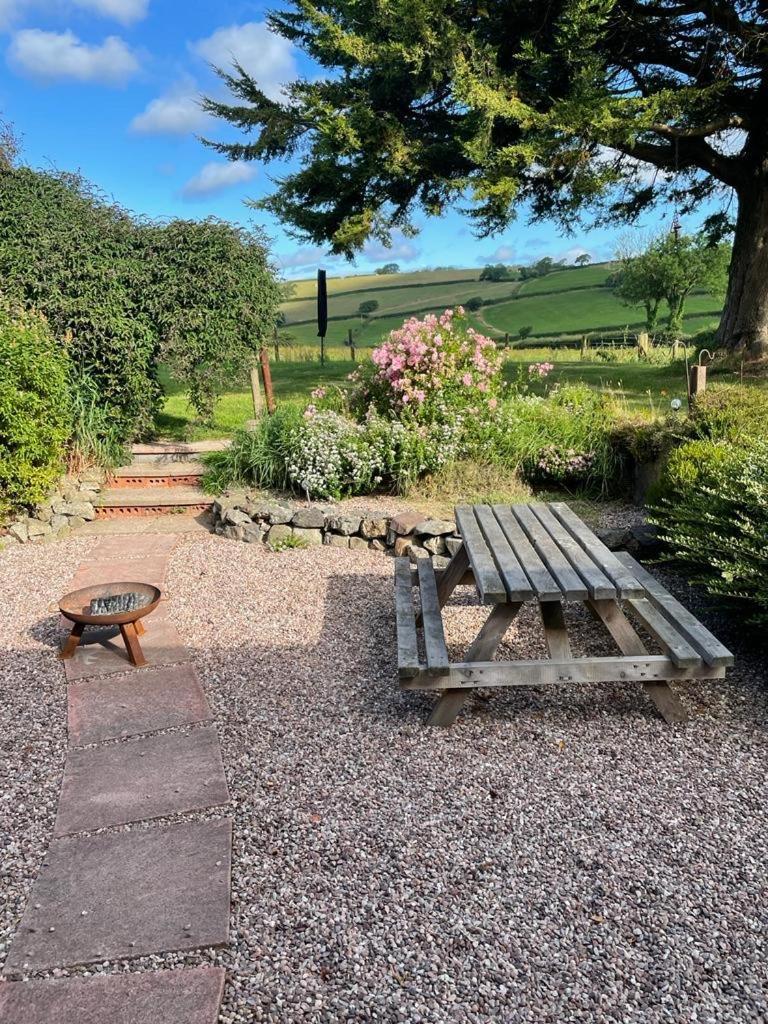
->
[[109, 462, 205, 488], [130, 440, 230, 464], [95, 486, 212, 519]]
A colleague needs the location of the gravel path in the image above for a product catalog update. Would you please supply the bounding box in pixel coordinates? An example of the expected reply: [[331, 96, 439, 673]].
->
[[1, 534, 767, 1022]]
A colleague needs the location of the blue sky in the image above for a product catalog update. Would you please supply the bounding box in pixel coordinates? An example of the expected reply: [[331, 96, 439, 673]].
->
[[0, 0, 708, 279]]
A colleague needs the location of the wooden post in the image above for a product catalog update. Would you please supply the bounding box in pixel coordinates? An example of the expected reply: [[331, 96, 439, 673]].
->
[[504, 332, 510, 348], [320, 335, 325, 365], [689, 364, 707, 401], [259, 346, 276, 414], [581, 335, 589, 359], [250, 365, 263, 418], [348, 328, 356, 362], [637, 331, 651, 358]]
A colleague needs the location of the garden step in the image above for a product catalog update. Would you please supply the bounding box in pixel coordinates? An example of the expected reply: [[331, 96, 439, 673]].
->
[[95, 486, 212, 519], [130, 440, 229, 464], [110, 462, 205, 488]]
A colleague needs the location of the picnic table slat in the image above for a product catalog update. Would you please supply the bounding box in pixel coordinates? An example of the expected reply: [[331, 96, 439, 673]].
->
[[626, 597, 701, 668], [473, 505, 534, 601], [454, 505, 507, 604], [548, 502, 645, 599], [510, 505, 588, 600], [416, 558, 451, 675], [394, 557, 420, 678], [491, 505, 562, 601], [616, 552, 734, 667], [529, 504, 616, 599]]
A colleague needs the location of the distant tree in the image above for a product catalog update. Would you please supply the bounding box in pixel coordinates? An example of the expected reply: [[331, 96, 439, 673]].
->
[[518, 325, 533, 341], [465, 296, 484, 311], [358, 299, 379, 320], [376, 263, 400, 275], [575, 253, 592, 267], [479, 263, 514, 282], [533, 257, 556, 277]]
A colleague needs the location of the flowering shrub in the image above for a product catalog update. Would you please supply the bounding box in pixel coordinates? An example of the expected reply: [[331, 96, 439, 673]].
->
[[350, 308, 502, 423], [528, 361, 554, 378], [533, 446, 595, 483]]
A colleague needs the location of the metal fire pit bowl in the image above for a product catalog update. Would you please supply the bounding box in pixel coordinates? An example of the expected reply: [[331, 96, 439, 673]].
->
[[59, 582, 161, 667]]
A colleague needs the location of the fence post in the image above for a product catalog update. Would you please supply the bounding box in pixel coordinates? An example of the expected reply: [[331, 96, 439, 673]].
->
[[504, 332, 509, 348], [250, 365, 263, 418], [259, 346, 276, 414], [348, 328, 356, 362]]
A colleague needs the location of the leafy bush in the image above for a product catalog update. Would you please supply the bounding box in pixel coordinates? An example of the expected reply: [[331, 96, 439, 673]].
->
[[67, 373, 128, 473], [650, 438, 768, 622], [350, 308, 502, 423], [0, 307, 71, 517], [688, 384, 768, 443]]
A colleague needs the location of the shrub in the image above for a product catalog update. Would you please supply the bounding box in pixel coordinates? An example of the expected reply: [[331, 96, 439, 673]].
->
[[688, 384, 768, 443], [650, 438, 768, 622], [67, 373, 128, 473], [351, 308, 502, 423], [0, 307, 71, 517]]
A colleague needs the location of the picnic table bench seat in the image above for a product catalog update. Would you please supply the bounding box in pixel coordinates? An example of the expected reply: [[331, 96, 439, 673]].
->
[[394, 502, 733, 727]]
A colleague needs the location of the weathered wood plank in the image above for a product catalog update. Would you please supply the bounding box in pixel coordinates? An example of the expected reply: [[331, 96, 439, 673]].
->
[[530, 504, 616, 599], [394, 558, 421, 678], [549, 502, 645, 598], [454, 506, 507, 603], [589, 598, 688, 724], [474, 505, 533, 601], [540, 601, 572, 659], [415, 545, 470, 627], [626, 597, 701, 668], [401, 655, 725, 691], [427, 603, 523, 727], [492, 505, 561, 601], [511, 505, 588, 600], [616, 552, 734, 668], [416, 558, 450, 675]]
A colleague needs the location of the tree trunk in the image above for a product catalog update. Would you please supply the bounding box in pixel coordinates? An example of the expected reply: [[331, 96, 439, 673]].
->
[[717, 181, 768, 359]]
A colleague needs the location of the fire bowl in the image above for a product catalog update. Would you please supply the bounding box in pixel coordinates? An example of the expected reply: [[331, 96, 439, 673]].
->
[[59, 582, 161, 627]]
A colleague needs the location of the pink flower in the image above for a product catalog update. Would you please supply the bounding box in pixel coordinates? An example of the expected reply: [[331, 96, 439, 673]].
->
[[462, 373, 473, 387], [487, 397, 498, 410]]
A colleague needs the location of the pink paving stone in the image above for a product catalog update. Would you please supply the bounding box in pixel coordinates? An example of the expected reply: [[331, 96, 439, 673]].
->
[[0, 966, 225, 1024], [54, 726, 230, 835], [67, 556, 169, 594], [3, 818, 232, 972], [67, 664, 212, 746], [62, 606, 189, 682], [89, 534, 178, 561]]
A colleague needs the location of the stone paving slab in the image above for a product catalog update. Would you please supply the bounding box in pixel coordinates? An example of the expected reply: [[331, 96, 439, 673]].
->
[[68, 665, 212, 746], [0, 966, 225, 1024], [68, 556, 168, 594], [54, 726, 229, 835], [89, 535, 178, 561], [4, 818, 232, 972], [70, 515, 212, 538], [62, 607, 189, 682]]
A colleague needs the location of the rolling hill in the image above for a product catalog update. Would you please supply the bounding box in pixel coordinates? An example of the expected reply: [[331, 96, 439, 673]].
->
[[280, 263, 725, 348]]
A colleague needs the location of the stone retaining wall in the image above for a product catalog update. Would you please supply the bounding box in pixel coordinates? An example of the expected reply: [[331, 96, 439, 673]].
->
[[213, 495, 462, 567], [5, 469, 105, 544]]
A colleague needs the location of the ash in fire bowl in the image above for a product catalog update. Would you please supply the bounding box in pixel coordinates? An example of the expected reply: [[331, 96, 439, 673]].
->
[[88, 591, 150, 617]]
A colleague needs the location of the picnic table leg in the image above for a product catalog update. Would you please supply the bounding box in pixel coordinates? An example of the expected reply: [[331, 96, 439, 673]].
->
[[417, 545, 469, 627], [589, 598, 688, 725], [428, 602, 522, 727], [539, 601, 571, 659]]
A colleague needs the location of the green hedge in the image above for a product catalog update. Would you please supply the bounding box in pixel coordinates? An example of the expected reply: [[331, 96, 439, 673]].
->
[[0, 307, 71, 518]]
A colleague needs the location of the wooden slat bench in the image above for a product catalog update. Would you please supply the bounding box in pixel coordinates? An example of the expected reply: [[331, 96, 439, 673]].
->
[[395, 502, 733, 727]]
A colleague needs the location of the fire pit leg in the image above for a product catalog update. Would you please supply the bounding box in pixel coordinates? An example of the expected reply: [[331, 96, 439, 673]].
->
[[60, 622, 85, 661], [134, 618, 146, 637], [120, 622, 148, 667]]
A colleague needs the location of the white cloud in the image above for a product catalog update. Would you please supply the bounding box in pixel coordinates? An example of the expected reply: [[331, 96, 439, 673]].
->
[[363, 232, 420, 263], [486, 244, 517, 262], [8, 29, 139, 85], [131, 78, 208, 135], [557, 245, 592, 265], [191, 22, 296, 101], [73, 0, 148, 23], [181, 159, 256, 199]]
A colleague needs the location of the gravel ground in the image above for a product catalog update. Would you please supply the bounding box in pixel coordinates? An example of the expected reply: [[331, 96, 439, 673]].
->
[[1, 533, 767, 1023]]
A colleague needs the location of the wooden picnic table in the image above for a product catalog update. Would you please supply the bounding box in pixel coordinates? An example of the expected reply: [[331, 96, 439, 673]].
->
[[395, 502, 733, 727]]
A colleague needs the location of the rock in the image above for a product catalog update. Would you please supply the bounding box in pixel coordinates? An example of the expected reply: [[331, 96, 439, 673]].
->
[[324, 533, 350, 548], [79, 469, 104, 486], [393, 536, 413, 558], [223, 508, 251, 527], [327, 514, 362, 536], [423, 535, 446, 555], [414, 518, 455, 537], [390, 510, 423, 536], [293, 527, 323, 546], [221, 524, 245, 542], [369, 539, 387, 552], [35, 505, 53, 523], [266, 524, 293, 545], [8, 522, 28, 544], [27, 520, 51, 538], [214, 491, 248, 515], [445, 536, 463, 556], [77, 488, 100, 505], [51, 500, 96, 521], [242, 522, 266, 544], [68, 516, 87, 531], [50, 514, 68, 532], [292, 507, 326, 529], [360, 516, 388, 539], [410, 545, 430, 559], [349, 536, 369, 550], [627, 522, 662, 557], [244, 499, 293, 524], [596, 528, 631, 551], [432, 555, 451, 571]]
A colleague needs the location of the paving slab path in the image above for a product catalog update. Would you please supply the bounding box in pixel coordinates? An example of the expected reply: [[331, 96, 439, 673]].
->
[[2, 532, 232, 1020]]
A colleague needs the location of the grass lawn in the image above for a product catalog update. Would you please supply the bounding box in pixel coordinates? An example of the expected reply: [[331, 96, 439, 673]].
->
[[157, 348, 749, 440]]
